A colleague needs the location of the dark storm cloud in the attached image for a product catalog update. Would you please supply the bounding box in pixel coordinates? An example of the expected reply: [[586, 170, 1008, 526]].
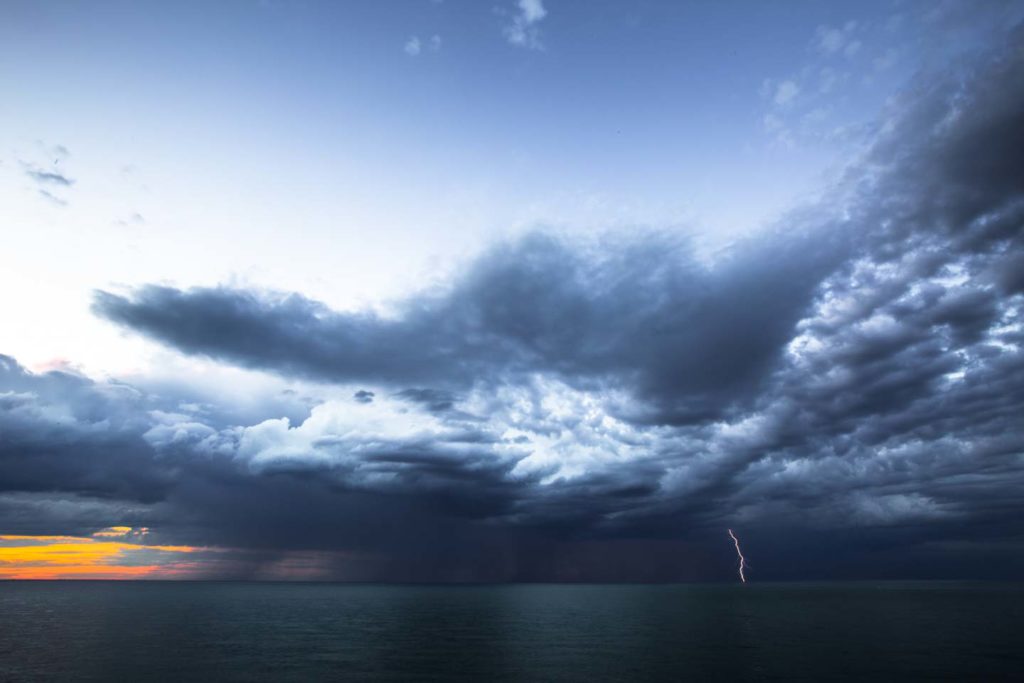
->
[[0, 354, 546, 570], [394, 388, 457, 412], [87, 31, 1024, 431], [0, 356, 172, 504], [4, 32, 1024, 579], [664, 34, 1024, 568], [94, 222, 848, 425]]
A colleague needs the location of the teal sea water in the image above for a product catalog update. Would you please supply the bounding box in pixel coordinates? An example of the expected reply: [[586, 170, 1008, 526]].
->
[[1, 582, 1021, 681]]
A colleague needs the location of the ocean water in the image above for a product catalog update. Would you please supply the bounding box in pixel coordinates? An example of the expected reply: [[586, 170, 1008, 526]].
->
[[0, 582, 1021, 681]]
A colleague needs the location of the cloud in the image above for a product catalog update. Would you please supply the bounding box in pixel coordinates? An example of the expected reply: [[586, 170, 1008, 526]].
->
[[25, 168, 74, 186], [759, 76, 807, 146], [94, 219, 850, 426], [873, 48, 899, 71], [115, 212, 146, 227], [38, 189, 68, 207], [504, 0, 547, 50], [0, 532, 203, 579], [22, 153, 75, 205], [814, 21, 859, 57], [5, 31, 1024, 580], [404, 34, 441, 56], [773, 80, 800, 106]]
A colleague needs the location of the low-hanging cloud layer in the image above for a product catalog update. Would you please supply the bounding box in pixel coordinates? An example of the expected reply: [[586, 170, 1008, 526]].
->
[[3, 32, 1024, 581]]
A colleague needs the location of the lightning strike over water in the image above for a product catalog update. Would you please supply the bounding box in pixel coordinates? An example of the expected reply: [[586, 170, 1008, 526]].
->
[[728, 529, 748, 583]]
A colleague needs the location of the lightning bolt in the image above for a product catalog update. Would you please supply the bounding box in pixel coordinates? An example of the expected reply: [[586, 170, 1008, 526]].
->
[[728, 529, 747, 583]]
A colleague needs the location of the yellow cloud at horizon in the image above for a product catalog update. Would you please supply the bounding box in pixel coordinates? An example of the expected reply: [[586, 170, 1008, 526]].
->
[[0, 529, 205, 580]]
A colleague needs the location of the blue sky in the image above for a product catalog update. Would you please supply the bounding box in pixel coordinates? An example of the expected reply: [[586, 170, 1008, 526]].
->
[[2, 1, 1024, 580], [6, 0, 1018, 377]]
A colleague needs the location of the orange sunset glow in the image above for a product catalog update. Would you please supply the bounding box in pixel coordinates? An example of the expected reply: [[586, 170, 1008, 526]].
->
[[0, 528, 203, 579]]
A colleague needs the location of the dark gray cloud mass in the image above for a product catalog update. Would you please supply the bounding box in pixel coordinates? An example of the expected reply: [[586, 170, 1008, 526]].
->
[[93, 223, 847, 426], [3, 33, 1024, 580]]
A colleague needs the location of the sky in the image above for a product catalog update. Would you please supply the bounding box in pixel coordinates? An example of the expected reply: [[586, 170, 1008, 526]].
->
[[1, 0, 1023, 581]]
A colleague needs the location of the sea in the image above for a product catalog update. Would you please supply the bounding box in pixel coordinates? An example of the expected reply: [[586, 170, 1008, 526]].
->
[[0, 581, 1021, 681]]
